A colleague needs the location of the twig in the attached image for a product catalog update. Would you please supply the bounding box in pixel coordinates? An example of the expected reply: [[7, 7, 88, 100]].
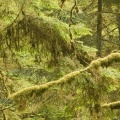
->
[[82, 0, 96, 12], [57, 0, 66, 17], [1, 104, 16, 111], [102, 27, 118, 38], [101, 38, 120, 45], [69, 0, 77, 39]]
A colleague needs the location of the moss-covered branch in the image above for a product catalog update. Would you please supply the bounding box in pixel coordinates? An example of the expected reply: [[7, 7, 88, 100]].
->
[[9, 53, 120, 100], [102, 101, 120, 109], [9, 70, 82, 100], [1, 12, 92, 66], [88, 53, 120, 68]]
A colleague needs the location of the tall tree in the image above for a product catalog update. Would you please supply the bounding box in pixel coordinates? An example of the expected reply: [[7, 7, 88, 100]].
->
[[97, 0, 102, 56]]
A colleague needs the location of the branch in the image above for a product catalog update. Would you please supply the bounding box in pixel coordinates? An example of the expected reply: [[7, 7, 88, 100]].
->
[[82, 0, 96, 12], [69, 0, 77, 24], [1, 0, 26, 32], [101, 38, 119, 45], [102, 101, 120, 109], [1, 104, 16, 111], [69, 0, 77, 39], [8, 53, 120, 100], [102, 27, 118, 39], [57, 0, 66, 17], [9, 70, 83, 100]]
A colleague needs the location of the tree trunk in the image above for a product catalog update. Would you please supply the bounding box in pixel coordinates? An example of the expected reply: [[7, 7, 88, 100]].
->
[[117, 13, 120, 48], [97, 0, 102, 56]]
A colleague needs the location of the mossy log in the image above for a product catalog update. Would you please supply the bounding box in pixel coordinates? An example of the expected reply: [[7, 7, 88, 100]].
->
[[8, 53, 120, 101], [102, 101, 120, 109]]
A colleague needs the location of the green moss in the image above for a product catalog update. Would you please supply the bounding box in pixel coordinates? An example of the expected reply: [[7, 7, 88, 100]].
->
[[8, 53, 120, 108]]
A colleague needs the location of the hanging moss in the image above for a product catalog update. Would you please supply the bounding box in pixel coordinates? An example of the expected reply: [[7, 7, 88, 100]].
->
[[24, 13, 71, 51], [0, 10, 94, 66], [2, 13, 73, 65]]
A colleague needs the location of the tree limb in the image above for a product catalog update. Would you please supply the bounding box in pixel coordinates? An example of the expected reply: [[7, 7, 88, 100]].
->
[[57, 0, 66, 17], [102, 101, 120, 109], [69, 0, 77, 39], [8, 53, 120, 101]]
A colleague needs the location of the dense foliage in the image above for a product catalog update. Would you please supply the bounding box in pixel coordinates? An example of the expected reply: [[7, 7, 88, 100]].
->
[[0, 0, 120, 120]]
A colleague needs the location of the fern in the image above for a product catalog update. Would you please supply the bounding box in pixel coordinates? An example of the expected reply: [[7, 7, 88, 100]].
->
[[101, 67, 120, 80]]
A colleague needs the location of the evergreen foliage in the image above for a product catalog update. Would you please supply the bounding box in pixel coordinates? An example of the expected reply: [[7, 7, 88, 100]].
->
[[0, 0, 120, 120]]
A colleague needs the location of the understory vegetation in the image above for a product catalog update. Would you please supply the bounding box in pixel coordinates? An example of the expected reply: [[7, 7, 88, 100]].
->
[[0, 0, 120, 120]]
